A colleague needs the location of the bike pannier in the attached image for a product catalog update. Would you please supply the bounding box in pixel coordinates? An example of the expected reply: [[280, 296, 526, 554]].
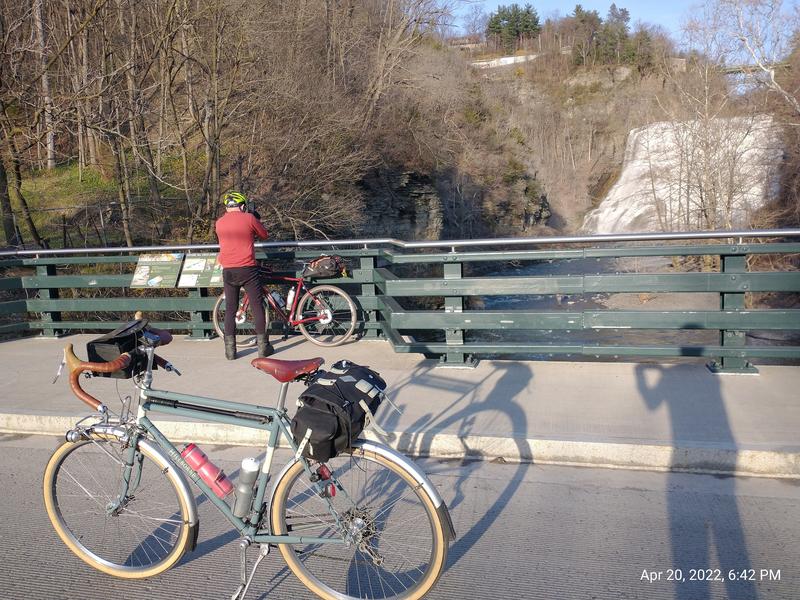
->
[[291, 360, 386, 462], [301, 255, 346, 279]]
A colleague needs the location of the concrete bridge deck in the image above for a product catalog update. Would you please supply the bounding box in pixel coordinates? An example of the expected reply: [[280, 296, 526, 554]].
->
[[1, 334, 799, 477]]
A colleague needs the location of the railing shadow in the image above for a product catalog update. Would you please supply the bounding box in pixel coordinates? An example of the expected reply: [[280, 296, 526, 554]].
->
[[635, 364, 756, 600]]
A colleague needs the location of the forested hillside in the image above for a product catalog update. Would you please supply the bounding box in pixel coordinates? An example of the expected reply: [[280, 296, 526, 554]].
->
[[0, 0, 798, 249]]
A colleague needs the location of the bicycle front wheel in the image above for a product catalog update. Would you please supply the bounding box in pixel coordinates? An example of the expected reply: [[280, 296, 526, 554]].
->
[[297, 285, 357, 347], [212, 290, 269, 348], [270, 447, 449, 600], [43, 434, 193, 578]]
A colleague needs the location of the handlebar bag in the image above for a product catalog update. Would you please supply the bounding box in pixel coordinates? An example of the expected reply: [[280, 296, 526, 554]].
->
[[291, 360, 386, 462], [86, 319, 149, 379]]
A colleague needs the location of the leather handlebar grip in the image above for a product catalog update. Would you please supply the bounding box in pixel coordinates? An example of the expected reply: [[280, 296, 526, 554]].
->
[[65, 344, 132, 410], [69, 369, 102, 411]]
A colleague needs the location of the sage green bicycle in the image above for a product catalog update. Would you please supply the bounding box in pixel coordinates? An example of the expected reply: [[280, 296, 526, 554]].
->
[[43, 320, 455, 600]]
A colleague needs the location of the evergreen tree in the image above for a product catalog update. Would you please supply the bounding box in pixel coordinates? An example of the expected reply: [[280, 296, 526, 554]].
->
[[485, 4, 541, 54], [571, 4, 603, 66]]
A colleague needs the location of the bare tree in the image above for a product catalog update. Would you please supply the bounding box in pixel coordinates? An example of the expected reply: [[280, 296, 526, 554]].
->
[[33, 0, 55, 169], [361, 0, 453, 131], [462, 4, 487, 40], [0, 158, 17, 245], [648, 3, 781, 231], [719, 0, 800, 115]]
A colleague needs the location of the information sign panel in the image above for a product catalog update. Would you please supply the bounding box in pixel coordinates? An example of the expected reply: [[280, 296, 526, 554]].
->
[[178, 253, 224, 288], [130, 253, 184, 288]]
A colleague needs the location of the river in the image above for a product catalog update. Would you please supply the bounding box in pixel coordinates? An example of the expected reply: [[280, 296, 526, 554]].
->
[[400, 255, 795, 365]]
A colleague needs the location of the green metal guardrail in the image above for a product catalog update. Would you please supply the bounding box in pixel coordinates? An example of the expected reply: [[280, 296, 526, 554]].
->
[[1, 229, 799, 373]]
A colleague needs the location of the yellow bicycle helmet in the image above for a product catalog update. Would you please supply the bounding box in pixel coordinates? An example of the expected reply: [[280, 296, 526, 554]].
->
[[222, 191, 247, 208]]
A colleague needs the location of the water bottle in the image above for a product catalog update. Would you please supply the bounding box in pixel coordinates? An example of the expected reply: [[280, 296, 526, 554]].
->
[[181, 443, 233, 499], [270, 291, 285, 308], [286, 288, 296, 309], [232, 457, 261, 518]]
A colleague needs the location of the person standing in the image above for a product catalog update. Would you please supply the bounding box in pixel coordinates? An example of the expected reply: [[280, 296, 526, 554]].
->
[[215, 191, 272, 360]]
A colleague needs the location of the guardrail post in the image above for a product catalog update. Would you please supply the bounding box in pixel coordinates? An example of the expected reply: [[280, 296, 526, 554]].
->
[[189, 288, 213, 339], [710, 253, 757, 374], [440, 261, 476, 367], [36, 264, 63, 337], [359, 256, 380, 339]]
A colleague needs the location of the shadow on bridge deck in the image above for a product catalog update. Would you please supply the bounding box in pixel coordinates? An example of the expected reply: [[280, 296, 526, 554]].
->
[[1, 333, 798, 477]]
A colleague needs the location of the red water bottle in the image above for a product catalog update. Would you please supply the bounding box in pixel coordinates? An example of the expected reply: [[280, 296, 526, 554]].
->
[[181, 443, 234, 498]]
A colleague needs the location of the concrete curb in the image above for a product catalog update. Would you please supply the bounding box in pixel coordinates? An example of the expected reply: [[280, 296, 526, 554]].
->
[[3, 413, 798, 478]]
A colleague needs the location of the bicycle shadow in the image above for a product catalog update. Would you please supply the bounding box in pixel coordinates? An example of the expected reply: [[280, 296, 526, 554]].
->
[[380, 361, 534, 569], [635, 364, 756, 600], [254, 357, 535, 599]]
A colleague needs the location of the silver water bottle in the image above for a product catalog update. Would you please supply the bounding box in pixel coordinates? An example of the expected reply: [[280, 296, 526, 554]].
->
[[232, 457, 260, 518]]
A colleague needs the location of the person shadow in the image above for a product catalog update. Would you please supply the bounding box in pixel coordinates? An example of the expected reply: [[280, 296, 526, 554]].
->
[[635, 364, 757, 600]]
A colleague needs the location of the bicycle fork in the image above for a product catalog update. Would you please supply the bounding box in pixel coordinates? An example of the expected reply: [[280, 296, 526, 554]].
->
[[107, 432, 144, 516]]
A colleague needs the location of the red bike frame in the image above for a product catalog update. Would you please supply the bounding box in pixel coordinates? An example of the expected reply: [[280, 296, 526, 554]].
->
[[236, 274, 327, 327]]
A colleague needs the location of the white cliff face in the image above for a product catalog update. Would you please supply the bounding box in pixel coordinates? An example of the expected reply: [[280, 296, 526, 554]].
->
[[583, 116, 782, 234]]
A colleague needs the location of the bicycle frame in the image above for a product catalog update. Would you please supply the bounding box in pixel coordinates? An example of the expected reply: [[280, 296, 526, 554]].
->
[[116, 348, 346, 548], [265, 276, 310, 326], [240, 275, 329, 327]]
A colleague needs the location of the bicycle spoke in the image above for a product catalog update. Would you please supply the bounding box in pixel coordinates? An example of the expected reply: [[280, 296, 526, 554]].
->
[[298, 286, 356, 346], [46, 437, 187, 575], [272, 450, 445, 599]]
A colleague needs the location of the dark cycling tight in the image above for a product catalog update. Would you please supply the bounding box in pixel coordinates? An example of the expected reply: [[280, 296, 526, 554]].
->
[[222, 266, 266, 336]]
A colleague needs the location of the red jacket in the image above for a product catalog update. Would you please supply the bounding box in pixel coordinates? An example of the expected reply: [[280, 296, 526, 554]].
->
[[215, 211, 269, 268]]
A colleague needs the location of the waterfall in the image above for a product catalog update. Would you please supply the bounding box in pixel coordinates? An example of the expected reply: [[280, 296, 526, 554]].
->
[[583, 115, 782, 234]]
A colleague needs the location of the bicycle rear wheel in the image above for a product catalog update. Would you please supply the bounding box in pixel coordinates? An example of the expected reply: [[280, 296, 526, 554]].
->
[[270, 447, 448, 600], [212, 290, 269, 348], [43, 434, 193, 578], [296, 285, 357, 347]]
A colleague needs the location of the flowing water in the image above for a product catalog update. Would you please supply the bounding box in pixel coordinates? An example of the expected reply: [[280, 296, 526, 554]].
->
[[582, 116, 782, 234], [401, 255, 796, 365]]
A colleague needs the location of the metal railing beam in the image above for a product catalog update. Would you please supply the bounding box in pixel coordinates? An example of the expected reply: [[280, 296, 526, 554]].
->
[[2, 228, 800, 257]]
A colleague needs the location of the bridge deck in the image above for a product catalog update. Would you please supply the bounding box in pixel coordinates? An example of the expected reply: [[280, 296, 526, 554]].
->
[[1, 335, 798, 476]]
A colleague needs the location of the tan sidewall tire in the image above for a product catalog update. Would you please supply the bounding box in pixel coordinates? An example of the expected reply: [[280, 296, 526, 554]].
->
[[297, 285, 357, 347], [212, 293, 226, 340], [43, 437, 191, 579], [270, 449, 448, 600], [212, 292, 266, 347]]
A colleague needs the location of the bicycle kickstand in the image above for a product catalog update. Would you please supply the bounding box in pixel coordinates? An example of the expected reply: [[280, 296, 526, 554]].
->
[[231, 538, 270, 600]]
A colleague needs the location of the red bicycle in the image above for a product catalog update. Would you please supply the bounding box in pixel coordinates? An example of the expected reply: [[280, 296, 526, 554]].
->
[[212, 266, 357, 347]]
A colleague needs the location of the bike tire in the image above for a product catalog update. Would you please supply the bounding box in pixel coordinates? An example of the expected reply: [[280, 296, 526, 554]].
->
[[270, 447, 448, 600], [212, 291, 269, 348], [296, 285, 357, 347], [43, 434, 192, 579]]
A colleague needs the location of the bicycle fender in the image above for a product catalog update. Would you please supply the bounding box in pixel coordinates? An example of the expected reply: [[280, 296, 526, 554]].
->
[[138, 437, 201, 551], [268, 439, 456, 541], [356, 439, 457, 541], [90, 425, 201, 550]]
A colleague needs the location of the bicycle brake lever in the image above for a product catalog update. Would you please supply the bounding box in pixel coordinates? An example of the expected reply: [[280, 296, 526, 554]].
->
[[52, 352, 66, 384], [164, 361, 181, 376], [154, 354, 181, 376]]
